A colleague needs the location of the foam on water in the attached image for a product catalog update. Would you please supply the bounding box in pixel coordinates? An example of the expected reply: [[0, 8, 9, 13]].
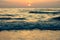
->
[[0, 8, 60, 30], [0, 8, 60, 40]]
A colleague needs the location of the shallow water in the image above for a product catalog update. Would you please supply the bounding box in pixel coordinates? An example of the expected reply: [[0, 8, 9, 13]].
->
[[0, 8, 60, 40], [0, 8, 60, 30]]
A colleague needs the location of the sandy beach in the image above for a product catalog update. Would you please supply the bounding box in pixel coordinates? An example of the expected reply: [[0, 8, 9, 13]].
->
[[0, 30, 60, 40]]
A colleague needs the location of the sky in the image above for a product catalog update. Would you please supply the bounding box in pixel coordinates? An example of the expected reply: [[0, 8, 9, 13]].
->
[[0, 0, 60, 8]]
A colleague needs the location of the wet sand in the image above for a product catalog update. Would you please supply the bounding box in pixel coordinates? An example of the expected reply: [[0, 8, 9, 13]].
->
[[0, 30, 60, 40]]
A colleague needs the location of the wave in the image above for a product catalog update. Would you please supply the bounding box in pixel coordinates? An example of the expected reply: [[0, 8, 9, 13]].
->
[[0, 8, 60, 31], [0, 18, 26, 20], [0, 21, 60, 31], [49, 17, 60, 21]]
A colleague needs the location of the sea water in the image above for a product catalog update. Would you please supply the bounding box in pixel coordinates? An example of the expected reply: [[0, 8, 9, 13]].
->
[[0, 8, 60, 30], [0, 8, 60, 40]]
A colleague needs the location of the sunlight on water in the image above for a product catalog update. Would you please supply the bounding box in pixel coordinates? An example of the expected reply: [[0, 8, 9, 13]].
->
[[0, 8, 60, 40], [0, 8, 60, 22]]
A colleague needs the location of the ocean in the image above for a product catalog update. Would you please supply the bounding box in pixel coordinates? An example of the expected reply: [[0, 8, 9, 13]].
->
[[0, 8, 60, 30], [0, 8, 60, 40]]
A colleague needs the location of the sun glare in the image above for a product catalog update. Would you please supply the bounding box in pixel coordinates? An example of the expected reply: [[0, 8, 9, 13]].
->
[[28, 3, 32, 6], [27, 0, 32, 7]]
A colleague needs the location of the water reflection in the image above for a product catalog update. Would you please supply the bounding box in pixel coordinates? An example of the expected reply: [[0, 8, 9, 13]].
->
[[0, 8, 60, 30]]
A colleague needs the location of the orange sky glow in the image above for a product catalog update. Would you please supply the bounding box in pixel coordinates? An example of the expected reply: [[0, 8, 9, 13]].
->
[[0, 0, 60, 8]]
